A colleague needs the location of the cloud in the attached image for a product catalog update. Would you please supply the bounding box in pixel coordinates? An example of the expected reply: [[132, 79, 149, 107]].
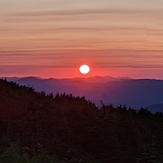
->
[[11, 8, 163, 17], [94, 61, 163, 68], [1, 49, 163, 69]]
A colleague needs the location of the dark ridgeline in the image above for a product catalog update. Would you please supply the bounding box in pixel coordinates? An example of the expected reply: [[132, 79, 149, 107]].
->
[[0, 78, 163, 163]]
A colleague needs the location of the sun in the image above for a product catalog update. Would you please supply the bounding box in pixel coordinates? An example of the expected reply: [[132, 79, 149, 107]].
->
[[79, 65, 90, 74]]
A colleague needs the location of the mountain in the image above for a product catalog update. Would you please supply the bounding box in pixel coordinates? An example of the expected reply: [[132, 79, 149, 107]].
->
[[1, 78, 163, 163], [3, 76, 163, 112], [147, 104, 163, 113]]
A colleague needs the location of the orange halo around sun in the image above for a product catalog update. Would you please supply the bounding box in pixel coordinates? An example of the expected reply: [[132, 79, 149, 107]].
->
[[79, 65, 90, 74]]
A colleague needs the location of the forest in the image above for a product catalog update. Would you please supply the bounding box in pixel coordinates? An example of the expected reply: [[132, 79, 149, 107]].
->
[[0, 78, 163, 163]]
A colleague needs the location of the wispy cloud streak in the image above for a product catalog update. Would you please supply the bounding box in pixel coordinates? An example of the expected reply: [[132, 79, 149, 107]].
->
[[11, 8, 163, 17]]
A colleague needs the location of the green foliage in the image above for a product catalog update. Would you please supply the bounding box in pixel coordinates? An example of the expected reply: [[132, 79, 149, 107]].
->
[[136, 144, 163, 163], [0, 143, 39, 163]]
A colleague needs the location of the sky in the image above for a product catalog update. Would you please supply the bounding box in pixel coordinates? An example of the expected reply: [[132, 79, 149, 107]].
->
[[0, 0, 163, 79]]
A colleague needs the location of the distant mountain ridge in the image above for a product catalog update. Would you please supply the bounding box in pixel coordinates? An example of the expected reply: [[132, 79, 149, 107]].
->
[[2, 76, 163, 112], [147, 104, 163, 113]]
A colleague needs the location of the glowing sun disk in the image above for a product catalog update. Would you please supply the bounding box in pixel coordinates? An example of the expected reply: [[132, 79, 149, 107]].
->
[[79, 65, 90, 74]]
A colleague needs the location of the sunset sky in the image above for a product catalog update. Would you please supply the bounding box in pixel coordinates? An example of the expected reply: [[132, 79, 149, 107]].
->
[[0, 0, 163, 79]]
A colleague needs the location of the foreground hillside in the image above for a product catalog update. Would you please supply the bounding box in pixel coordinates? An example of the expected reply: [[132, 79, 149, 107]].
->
[[0, 79, 163, 163]]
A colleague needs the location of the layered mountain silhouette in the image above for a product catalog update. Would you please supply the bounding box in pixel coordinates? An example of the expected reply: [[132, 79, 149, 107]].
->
[[1, 78, 163, 163], [3, 76, 163, 112], [0, 77, 163, 163]]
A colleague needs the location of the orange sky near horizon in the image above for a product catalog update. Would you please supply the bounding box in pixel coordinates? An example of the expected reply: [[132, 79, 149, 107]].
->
[[0, 0, 163, 79]]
